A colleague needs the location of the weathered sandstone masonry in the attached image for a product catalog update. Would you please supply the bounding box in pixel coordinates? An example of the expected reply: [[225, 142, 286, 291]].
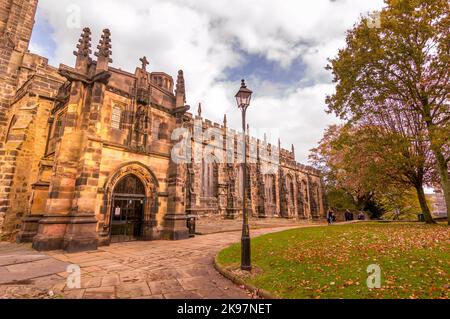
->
[[0, 0, 327, 253]]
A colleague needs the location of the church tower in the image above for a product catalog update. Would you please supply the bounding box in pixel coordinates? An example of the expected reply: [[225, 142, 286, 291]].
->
[[0, 0, 38, 142]]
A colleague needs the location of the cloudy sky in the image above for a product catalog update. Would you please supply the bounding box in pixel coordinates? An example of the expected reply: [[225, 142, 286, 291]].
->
[[29, 0, 385, 164]]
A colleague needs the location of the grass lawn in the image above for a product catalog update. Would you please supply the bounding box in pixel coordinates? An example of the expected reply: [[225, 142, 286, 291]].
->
[[216, 222, 449, 299]]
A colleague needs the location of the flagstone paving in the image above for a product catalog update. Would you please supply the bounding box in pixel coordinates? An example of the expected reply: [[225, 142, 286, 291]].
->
[[0, 222, 325, 299], [196, 216, 317, 234]]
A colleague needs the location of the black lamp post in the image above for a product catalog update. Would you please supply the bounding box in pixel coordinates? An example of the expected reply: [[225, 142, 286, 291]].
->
[[235, 79, 253, 271]]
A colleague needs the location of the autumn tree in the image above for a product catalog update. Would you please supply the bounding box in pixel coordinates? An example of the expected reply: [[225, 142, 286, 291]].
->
[[310, 125, 382, 212], [362, 102, 436, 222], [310, 121, 435, 222], [326, 0, 449, 223]]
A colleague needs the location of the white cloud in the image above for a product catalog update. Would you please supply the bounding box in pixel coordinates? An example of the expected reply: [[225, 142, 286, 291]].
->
[[28, 41, 47, 58], [31, 0, 384, 163]]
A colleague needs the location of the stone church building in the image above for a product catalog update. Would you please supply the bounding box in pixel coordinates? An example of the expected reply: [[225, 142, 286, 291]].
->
[[0, 0, 326, 252]]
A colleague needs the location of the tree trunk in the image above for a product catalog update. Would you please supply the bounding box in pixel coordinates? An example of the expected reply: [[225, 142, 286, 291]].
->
[[430, 147, 450, 225], [423, 113, 450, 224], [414, 184, 435, 224]]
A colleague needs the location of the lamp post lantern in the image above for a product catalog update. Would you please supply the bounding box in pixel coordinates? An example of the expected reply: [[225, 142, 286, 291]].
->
[[235, 79, 253, 271]]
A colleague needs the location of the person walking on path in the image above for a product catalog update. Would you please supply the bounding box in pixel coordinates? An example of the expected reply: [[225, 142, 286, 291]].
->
[[327, 208, 335, 225], [344, 209, 351, 221]]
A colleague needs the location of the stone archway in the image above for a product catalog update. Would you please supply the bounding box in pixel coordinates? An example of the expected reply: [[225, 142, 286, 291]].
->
[[100, 162, 159, 245], [110, 174, 146, 243]]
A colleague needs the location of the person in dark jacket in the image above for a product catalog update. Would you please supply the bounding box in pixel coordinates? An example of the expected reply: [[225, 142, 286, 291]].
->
[[327, 208, 335, 225], [344, 209, 350, 221]]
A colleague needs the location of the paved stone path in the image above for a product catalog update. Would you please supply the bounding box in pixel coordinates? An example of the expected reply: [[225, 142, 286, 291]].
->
[[196, 216, 320, 235], [0, 223, 325, 299]]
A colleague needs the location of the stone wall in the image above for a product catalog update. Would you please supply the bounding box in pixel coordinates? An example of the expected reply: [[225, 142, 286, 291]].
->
[[177, 113, 326, 221], [0, 0, 38, 142], [0, 51, 64, 237]]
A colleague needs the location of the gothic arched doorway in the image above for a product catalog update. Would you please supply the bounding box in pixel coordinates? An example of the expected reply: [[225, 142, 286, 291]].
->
[[110, 174, 146, 243]]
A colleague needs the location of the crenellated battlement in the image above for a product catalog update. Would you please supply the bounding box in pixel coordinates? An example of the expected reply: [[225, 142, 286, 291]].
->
[[181, 110, 320, 176]]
